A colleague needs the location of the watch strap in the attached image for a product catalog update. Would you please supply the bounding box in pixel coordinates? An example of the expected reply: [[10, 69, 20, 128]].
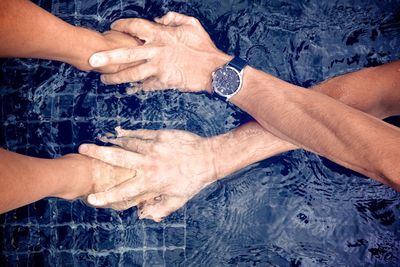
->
[[228, 57, 247, 72]]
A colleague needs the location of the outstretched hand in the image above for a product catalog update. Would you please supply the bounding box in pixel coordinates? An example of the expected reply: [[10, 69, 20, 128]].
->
[[89, 12, 231, 92], [79, 127, 218, 222]]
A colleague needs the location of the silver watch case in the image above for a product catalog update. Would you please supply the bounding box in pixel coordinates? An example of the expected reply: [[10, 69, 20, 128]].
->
[[212, 65, 244, 100]]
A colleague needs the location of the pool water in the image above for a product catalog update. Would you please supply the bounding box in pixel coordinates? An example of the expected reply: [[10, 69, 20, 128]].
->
[[1, 0, 400, 266]]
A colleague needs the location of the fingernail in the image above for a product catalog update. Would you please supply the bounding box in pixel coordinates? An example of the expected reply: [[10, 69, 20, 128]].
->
[[89, 53, 107, 67], [79, 144, 88, 153], [100, 75, 107, 84], [110, 21, 117, 28], [88, 194, 102, 206]]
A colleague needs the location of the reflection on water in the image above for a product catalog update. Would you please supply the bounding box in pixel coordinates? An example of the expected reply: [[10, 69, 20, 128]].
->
[[1, 0, 400, 266]]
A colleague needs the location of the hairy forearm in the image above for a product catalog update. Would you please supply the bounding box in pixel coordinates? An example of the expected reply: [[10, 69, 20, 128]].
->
[[0, 0, 110, 70], [210, 63, 400, 189], [224, 65, 400, 189], [0, 149, 91, 213]]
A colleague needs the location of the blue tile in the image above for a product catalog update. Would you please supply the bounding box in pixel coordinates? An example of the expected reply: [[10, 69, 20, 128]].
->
[[96, 208, 121, 223], [77, 0, 98, 15], [122, 251, 144, 266], [56, 252, 75, 267], [38, 227, 54, 250], [74, 93, 98, 118], [119, 95, 142, 120], [94, 225, 123, 251], [73, 121, 97, 144], [96, 253, 121, 267], [28, 226, 42, 252], [12, 206, 30, 224], [53, 120, 74, 145], [27, 122, 53, 146], [8, 225, 31, 252], [29, 250, 55, 266], [164, 208, 185, 224], [74, 225, 95, 250], [165, 227, 185, 247], [54, 0, 76, 14], [98, 0, 122, 22], [56, 200, 72, 224], [55, 94, 74, 118], [97, 95, 119, 118], [55, 225, 75, 250], [72, 200, 96, 223], [28, 200, 52, 225], [145, 226, 164, 247], [144, 250, 164, 266], [123, 226, 144, 248], [164, 248, 185, 265], [119, 208, 139, 226], [74, 252, 97, 267]]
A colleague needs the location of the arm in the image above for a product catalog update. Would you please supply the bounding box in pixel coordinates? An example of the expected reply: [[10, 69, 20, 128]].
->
[[0, 149, 136, 214], [77, 62, 400, 221], [0, 0, 139, 72]]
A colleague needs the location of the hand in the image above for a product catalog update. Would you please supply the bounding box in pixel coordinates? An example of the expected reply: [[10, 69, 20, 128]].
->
[[71, 29, 142, 73], [55, 154, 138, 211], [78, 127, 218, 221], [89, 12, 231, 92]]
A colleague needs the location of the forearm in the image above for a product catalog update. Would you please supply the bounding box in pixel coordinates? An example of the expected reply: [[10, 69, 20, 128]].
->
[[210, 63, 400, 188], [227, 66, 400, 189], [0, 0, 111, 70], [0, 149, 91, 213]]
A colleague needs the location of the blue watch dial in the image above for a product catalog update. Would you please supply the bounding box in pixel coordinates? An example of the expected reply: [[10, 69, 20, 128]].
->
[[212, 66, 241, 96]]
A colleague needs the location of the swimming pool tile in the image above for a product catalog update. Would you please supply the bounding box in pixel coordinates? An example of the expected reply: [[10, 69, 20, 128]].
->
[[54, 0, 76, 15], [52, 120, 74, 146], [55, 225, 75, 250], [123, 226, 145, 248], [96, 208, 122, 223], [55, 251, 75, 266], [56, 200, 73, 224], [118, 208, 139, 226], [54, 94, 74, 119], [94, 225, 124, 251], [121, 251, 144, 266], [96, 252, 121, 267], [74, 252, 97, 267], [145, 225, 164, 248], [28, 200, 53, 225], [74, 93, 99, 118], [165, 227, 185, 247], [74, 225, 95, 250], [144, 249, 165, 266], [164, 248, 186, 265], [37, 226, 54, 250]]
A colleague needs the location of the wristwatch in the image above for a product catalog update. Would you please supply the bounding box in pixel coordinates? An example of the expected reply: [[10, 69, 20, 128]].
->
[[211, 57, 247, 101]]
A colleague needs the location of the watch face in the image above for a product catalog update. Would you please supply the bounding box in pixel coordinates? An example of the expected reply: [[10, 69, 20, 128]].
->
[[212, 66, 241, 97]]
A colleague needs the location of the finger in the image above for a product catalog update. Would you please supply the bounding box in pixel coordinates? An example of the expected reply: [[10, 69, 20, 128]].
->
[[89, 46, 158, 68], [139, 197, 183, 222], [100, 136, 154, 154], [87, 177, 158, 206], [111, 18, 161, 42], [155, 11, 199, 27], [115, 127, 159, 139], [79, 144, 143, 169], [141, 76, 164, 91], [99, 163, 137, 190], [100, 63, 157, 85]]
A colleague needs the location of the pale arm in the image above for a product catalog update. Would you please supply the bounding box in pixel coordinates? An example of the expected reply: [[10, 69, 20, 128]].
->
[[229, 63, 400, 190]]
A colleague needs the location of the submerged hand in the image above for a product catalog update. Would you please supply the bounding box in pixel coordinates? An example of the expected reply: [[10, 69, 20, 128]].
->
[[56, 154, 137, 210], [89, 12, 231, 92], [78, 127, 218, 222]]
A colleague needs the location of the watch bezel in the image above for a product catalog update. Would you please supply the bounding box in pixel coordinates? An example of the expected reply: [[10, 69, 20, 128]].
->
[[212, 65, 244, 100]]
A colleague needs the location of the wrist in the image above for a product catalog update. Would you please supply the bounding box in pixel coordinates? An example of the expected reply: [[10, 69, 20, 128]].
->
[[50, 154, 92, 199], [63, 26, 108, 71], [203, 51, 233, 93]]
